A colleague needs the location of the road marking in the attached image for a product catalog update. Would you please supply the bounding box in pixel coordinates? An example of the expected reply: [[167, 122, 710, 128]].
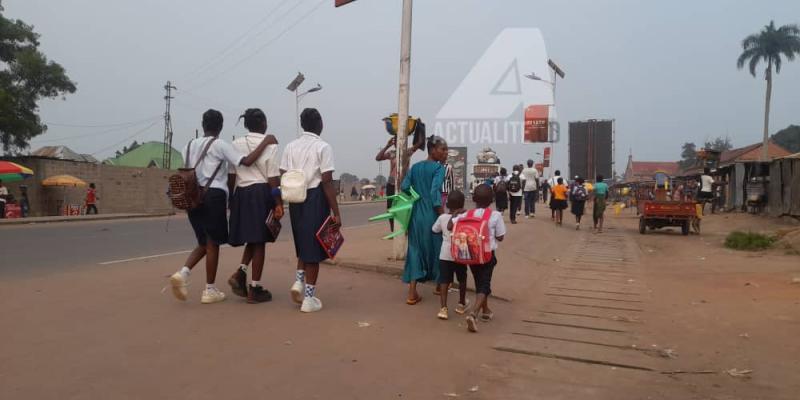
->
[[98, 223, 379, 265], [99, 250, 193, 265]]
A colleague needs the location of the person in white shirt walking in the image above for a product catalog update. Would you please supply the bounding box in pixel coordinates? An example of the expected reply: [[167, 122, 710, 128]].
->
[[226, 108, 282, 304], [521, 160, 540, 218], [281, 108, 341, 313], [507, 165, 524, 224], [548, 170, 565, 220], [169, 109, 275, 304], [432, 190, 468, 320]]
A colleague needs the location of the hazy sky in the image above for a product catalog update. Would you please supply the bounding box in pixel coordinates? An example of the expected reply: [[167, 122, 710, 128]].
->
[[7, 0, 800, 179]]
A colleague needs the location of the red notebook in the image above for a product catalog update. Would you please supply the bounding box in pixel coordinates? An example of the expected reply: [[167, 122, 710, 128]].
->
[[316, 216, 344, 259]]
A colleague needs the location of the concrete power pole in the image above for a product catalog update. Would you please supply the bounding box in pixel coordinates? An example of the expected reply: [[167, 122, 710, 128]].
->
[[392, 0, 413, 260], [162, 81, 177, 170]]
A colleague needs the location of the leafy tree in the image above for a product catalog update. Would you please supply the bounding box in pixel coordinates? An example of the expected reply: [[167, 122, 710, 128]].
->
[[737, 21, 800, 161], [678, 142, 697, 170], [374, 174, 387, 188], [114, 140, 141, 157], [704, 136, 733, 152], [339, 173, 358, 185], [0, 1, 76, 152], [771, 124, 800, 153]]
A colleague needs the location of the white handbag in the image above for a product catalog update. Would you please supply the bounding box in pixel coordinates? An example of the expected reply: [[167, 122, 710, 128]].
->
[[282, 145, 313, 203]]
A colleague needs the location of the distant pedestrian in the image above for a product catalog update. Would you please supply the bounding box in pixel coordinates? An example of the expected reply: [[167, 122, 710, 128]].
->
[[698, 168, 714, 215], [226, 108, 282, 304], [548, 170, 565, 220], [402, 135, 448, 305], [507, 165, 523, 224], [0, 179, 7, 218], [593, 175, 609, 233], [450, 184, 506, 333], [570, 177, 588, 230], [169, 109, 274, 304], [433, 190, 468, 320], [85, 183, 98, 215], [350, 186, 358, 201], [551, 177, 568, 226], [281, 108, 341, 313], [540, 176, 550, 204], [493, 168, 509, 215], [522, 160, 539, 218]]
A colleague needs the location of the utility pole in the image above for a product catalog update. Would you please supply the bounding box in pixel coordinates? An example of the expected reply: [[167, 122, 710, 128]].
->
[[392, 0, 413, 260], [162, 81, 176, 169]]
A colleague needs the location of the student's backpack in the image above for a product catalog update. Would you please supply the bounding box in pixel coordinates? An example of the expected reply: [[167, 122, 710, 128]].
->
[[508, 174, 522, 193], [495, 178, 508, 194], [282, 141, 321, 203], [571, 185, 588, 202], [168, 138, 222, 210], [451, 208, 494, 265]]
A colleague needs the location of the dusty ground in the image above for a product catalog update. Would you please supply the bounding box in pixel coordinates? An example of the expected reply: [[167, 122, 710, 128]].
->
[[1, 207, 798, 399]]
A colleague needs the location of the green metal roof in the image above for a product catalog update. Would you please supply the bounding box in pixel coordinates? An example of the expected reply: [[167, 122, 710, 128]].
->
[[104, 141, 184, 170]]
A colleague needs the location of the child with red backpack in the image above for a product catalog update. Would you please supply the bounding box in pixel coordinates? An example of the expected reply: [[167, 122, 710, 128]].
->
[[448, 184, 507, 333]]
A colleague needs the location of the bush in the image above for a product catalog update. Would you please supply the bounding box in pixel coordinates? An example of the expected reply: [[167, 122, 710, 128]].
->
[[724, 231, 776, 251]]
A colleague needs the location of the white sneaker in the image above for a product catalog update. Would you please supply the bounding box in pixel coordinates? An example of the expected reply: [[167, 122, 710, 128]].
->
[[300, 296, 323, 313], [290, 281, 304, 304], [169, 272, 189, 301], [201, 287, 226, 304]]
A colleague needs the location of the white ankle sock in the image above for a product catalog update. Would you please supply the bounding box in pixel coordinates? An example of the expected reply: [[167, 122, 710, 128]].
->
[[206, 283, 216, 290], [180, 266, 190, 276], [239, 264, 248, 272], [251, 280, 261, 288]]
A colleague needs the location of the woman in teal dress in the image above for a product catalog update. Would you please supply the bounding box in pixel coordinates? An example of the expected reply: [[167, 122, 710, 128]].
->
[[401, 135, 448, 304]]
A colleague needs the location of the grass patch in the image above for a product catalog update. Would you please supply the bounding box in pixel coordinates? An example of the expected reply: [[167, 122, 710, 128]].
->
[[724, 231, 776, 251]]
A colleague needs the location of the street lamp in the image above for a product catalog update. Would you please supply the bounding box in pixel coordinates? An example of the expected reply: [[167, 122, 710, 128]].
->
[[287, 73, 323, 135]]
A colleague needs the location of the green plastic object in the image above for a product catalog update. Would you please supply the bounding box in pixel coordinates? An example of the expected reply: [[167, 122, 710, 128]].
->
[[368, 187, 420, 239]]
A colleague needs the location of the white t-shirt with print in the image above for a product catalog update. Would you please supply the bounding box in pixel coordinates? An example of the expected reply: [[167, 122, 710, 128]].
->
[[184, 136, 244, 194], [452, 208, 507, 250], [432, 213, 455, 261], [280, 132, 335, 190]]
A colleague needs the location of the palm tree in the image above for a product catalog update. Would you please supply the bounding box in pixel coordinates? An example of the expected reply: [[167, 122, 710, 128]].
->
[[737, 21, 800, 161]]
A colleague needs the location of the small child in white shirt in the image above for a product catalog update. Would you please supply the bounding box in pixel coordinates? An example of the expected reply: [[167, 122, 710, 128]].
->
[[449, 184, 506, 333], [432, 191, 468, 320]]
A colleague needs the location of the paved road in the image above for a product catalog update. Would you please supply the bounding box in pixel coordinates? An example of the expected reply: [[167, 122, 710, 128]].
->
[[0, 202, 388, 277]]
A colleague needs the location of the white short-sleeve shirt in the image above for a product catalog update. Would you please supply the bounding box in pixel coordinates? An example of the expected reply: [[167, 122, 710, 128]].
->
[[522, 167, 540, 191], [184, 136, 244, 194], [452, 208, 507, 250], [432, 213, 454, 261], [280, 132, 335, 190], [229, 132, 279, 188]]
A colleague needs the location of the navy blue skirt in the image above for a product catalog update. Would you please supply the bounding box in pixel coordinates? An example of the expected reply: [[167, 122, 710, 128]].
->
[[229, 183, 275, 246], [289, 186, 330, 263]]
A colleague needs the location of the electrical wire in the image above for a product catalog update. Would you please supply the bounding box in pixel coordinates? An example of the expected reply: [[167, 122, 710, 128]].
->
[[184, 0, 326, 93], [89, 120, 161, 156], [33, 116, 163, 144], [184, 0, 294, 81], [43, 115, 162, 128]]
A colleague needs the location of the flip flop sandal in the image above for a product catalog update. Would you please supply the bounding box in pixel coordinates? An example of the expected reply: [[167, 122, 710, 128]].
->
[[406, 296, 422, 305], [480, 312, 494, 322]]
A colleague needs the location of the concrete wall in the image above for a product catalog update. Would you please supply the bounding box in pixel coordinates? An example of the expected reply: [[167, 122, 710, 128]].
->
[[1, 157, 173, 217]]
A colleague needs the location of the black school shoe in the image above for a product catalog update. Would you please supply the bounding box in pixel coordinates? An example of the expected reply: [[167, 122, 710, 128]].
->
[[228, 268, 248, 298], [247, 285, 273, 303]]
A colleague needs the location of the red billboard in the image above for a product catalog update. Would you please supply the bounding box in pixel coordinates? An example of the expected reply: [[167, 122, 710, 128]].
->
[[543, 147, 551, 168], [524, 105, 549, 143]]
